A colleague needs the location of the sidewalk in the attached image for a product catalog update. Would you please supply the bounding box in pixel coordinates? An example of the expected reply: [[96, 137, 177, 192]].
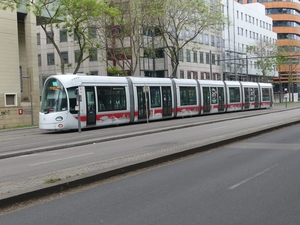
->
[[1, 102, 300, 209]]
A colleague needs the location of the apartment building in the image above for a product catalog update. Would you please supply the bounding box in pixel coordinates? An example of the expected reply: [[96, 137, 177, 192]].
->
[[0, 8, 39, 129], [222, 0, 278, 81]]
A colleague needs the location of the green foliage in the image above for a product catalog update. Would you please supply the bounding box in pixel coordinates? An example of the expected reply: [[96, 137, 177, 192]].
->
[[142, 0, 227, 77], [247, 39, 279, 82], [107, 66, 127, 76], [43, 177, 61, 184]]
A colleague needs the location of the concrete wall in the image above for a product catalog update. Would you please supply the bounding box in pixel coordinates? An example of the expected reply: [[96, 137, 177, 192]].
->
[[0, 10, 39, 129]]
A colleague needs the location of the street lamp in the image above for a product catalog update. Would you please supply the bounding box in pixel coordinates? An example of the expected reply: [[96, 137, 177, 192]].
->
[[23, 75, 34, 125]]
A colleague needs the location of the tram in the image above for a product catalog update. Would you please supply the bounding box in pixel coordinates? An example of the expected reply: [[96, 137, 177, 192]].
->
[[39, 74, 274, 130]]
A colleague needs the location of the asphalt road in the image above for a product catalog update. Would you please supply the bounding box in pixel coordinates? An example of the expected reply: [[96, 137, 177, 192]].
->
[[1, 123, 300, 224], [1, 107, 300, 184], [0, 105, 297, 158]]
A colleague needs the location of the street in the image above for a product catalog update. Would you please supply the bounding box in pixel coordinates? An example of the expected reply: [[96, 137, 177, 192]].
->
[[1, 123, 300, 224]]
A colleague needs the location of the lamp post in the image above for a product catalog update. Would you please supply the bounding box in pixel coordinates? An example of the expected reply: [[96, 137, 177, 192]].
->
[[23, 75, 34, 125]]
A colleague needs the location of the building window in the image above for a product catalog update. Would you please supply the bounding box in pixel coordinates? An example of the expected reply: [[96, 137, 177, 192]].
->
[[206, 52, 210, 64], [241, 12, 243, 20], [237, 10, 239, 19], [187, 71, 191, 79], [211, 35, 215, 46], [88, 27, 97, 38], [193, 71, 198, 79], [74, 30, 79, 41], [74, 50, 80, 63], [61, 51, 69, 63], [201, 72, 205, 79], [199, 33, 203, 43], [180, 70, 184, 79], [37, 33, 40, 45], [205, 34, 209, 45], [60, 30, 68, 42], [5, 94, 17, 106], [193, 51, 197, 63], [186, 50, 191, 62], [179, 30, 183, 40], [192, 30, 197, 42], [46, 31, 53, 44], [89, 48, 98, 61], [200, 52, 204, 63], [216, 37, 220, 48], [47, 53, 55, 65], [185, 30, 190, 40], [217, 55, 220, 66], [212, 54, 216, 65], [38, 54, 41, 66], [90, 71, 98, 75], [179, 49, 184, 61]]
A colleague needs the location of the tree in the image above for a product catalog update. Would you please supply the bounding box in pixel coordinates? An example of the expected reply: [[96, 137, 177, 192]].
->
[[142, 0, 227, 77], [91, 0, 151, 76], [1, 0, 120, 74], [246, 39, 279, 82], [277, 40, 300, 102]]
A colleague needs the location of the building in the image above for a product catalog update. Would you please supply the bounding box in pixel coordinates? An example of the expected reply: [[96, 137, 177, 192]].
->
[[222, 0, 278, 81], [0, 7, 39, 129], [238, 0, 300, 99]]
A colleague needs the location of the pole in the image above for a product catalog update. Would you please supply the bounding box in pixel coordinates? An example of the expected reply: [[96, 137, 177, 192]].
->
[[29, 75, 33, 125], [210, 50, 212, 79], [77, 89, 81, 133]]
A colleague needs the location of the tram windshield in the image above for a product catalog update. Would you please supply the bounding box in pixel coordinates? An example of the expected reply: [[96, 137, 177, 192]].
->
[[41, 78, 68, 113]]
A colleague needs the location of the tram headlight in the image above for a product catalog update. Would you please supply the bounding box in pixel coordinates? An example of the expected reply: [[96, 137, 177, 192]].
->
[[58, 124, 63, 128], [55, 116, 63, 121]]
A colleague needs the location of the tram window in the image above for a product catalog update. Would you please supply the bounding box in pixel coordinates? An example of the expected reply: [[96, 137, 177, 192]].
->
[[97, 86, 126, 111], [67, 87, 77, 114], [229, 87, 240, 102], [180, 87, 197, 105], [41, 78, 68, 113], [262, 88, 270, 101], [211, 87, 218, 104], [150, 86, 161, 108]]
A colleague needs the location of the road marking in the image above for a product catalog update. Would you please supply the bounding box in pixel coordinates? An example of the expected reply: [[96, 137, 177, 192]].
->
[[29, 152, 94, 166], [228, 164, 279, 190]]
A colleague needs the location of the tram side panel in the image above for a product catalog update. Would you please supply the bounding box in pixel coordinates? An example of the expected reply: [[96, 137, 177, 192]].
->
[[240, 82, 259, 110], [224, 81, 243, 112], [130, 77, 175, 122], [173, 79, 199, 117], [258, 83, 273, 108], [198, 80, 227, 114], [95, 83, 131, 126]]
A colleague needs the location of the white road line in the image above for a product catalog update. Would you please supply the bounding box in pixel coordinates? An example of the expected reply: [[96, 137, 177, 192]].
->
[[29, 152, 94, 166], [228, 164, 279, 190]]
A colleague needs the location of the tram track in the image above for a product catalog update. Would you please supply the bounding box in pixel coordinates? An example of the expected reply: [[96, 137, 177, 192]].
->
[[0, 105, 298, 160]]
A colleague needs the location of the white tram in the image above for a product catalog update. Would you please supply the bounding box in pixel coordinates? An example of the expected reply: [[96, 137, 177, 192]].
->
[[39, 74, 274, 130]]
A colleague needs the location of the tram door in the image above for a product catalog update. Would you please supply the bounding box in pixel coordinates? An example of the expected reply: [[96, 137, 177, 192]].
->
[[162, 86, 172, 117], [85, 86, 96, 125], [244, 88, 250, 109], [137, 87, 149, 119], [218, 87, 225, 112], [254, 88, 259, 108], [203, 87, 210, 113]]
